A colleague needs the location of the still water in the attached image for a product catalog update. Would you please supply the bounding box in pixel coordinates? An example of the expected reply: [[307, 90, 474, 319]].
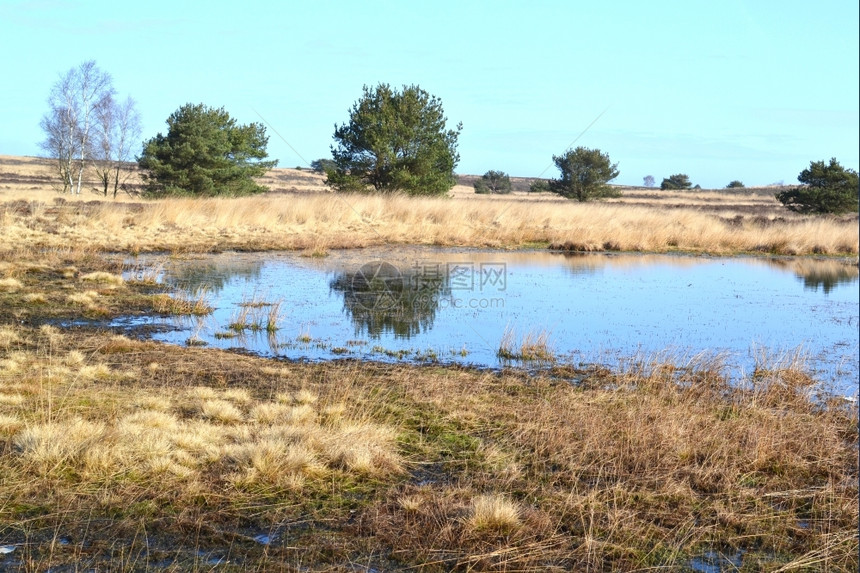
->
[[122, 247, 859, 394]]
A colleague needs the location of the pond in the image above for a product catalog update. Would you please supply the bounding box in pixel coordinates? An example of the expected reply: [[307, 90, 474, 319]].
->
[[120, 247, 859, 396]]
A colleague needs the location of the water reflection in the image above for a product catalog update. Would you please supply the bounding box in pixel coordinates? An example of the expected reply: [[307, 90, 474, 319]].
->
[[775, 259, 858, 294], [162, 257, 264, 292], [329, 261, 451, 338], [556, 253, 859, 294], [122, 248, 858, 394]]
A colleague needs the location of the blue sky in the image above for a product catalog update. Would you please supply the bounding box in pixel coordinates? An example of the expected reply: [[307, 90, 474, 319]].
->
[[1, 0, 857, 188]]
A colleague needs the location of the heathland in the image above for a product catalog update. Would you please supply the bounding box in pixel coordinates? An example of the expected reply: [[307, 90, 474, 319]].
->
[[0, 155, 857, 571]]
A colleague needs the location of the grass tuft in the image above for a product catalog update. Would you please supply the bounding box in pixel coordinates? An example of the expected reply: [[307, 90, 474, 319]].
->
[[14, 418, 107, 473], [467, 494, 522, 535], [200, 399, 244, 423], [0, 277, 23, 291], [0, 326, 20, 348], [80, 271, 124, 285]]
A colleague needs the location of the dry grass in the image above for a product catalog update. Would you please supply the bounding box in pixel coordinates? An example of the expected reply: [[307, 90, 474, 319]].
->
[[227, 295, 283, 332], [0, 160, 856, 255], [467, 494, 522, 535], [365, 351, 858, 571], [80, 270, 124, 285], [0, 277, 23, 291], [0, 324, 412, 568], [0, 318, 854, 570], [0, 154, 328, 199], [21, 292, 47, 304], [0, 325, 19, 347]]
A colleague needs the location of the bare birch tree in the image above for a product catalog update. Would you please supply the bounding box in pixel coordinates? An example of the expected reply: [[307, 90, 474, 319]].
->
[[39, 61, 114, 194], [93, 95, 142, 197], [39, 102, 78, 193]]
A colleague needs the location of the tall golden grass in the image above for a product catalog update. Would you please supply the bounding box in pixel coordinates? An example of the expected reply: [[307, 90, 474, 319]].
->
[[1, 192, 856, 255]]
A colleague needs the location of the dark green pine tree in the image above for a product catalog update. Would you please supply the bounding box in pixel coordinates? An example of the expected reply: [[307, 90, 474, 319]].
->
[[775, 158, 859, 214], [549, 147, 620, 201], [327, 84, 462, 195], [138, 103, 277, 197]]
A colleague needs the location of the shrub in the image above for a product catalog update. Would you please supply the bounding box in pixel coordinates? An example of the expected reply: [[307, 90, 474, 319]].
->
[[473, 170, 512, 194], [529, 180, 550, 193], [661, 174, 692, 190], [310, 158, 336, 174]]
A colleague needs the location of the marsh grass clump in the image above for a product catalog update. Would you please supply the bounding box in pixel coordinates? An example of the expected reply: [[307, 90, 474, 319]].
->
[[213, 330, 238, 339], [200, 398, 244, 423], [293, 389, 318, 405], [520, 330, 554, 361], [265, 300, 282, 332], [22, 292, 48, 304], [151, 288, 212, 315], [185, 336, 207, 347], [14, 418, 108, 474], [228, 303, 254, 331], [66, 290, 99, 306], [497, 326, 555, 362], [124, 261, 164, 285], [322, 421, 404, 476], [228, 296, 282, 332], [0, 325, 20, 348], [496, 326, 518, 360], [746, 347, 822, 408], [0, 413, 22, 434], [299, 240, 330, 258]]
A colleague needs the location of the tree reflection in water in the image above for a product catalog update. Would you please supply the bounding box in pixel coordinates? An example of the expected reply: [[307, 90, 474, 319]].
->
[[329, 261, 450, 339], [162, 259, 264, 294], [769, 258, 859, 294]]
